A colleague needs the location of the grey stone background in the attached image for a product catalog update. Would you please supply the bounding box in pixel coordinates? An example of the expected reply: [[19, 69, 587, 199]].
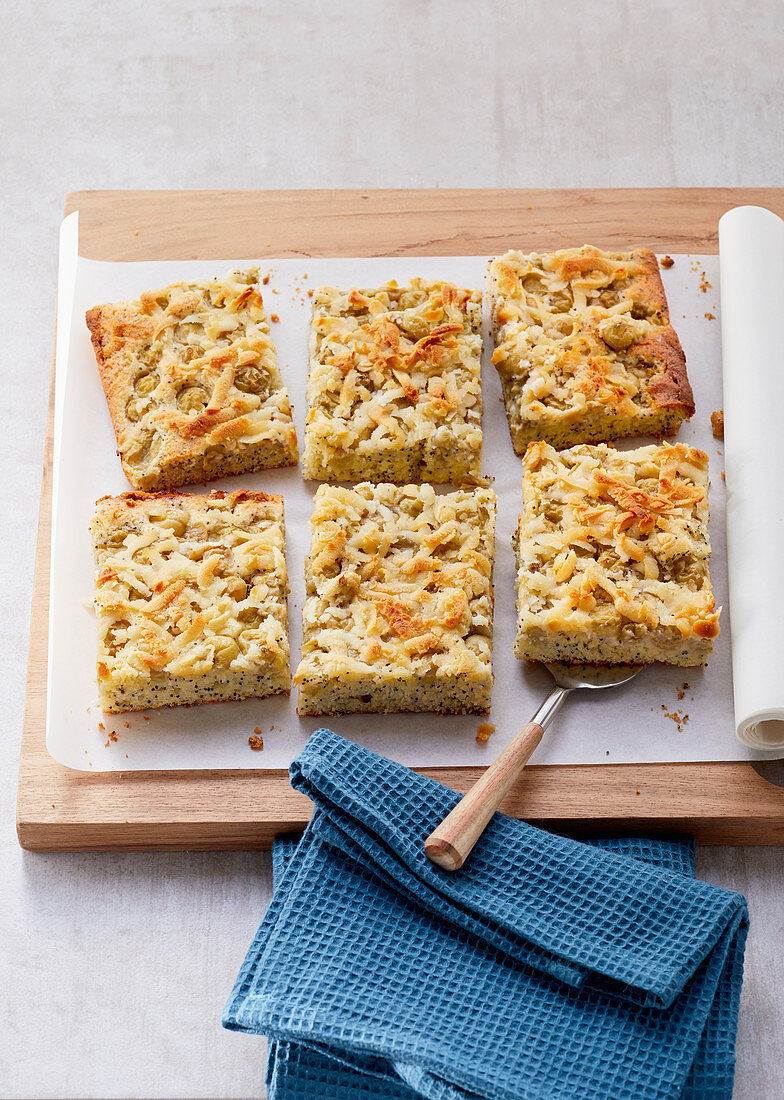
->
[[2, 1, 782, 1096]]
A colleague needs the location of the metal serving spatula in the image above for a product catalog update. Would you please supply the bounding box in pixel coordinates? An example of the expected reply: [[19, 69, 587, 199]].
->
[[424, 662, 646, 872]]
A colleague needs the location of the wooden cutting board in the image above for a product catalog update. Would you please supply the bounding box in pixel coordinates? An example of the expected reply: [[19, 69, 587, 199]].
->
[[17, 187, 784, 851]]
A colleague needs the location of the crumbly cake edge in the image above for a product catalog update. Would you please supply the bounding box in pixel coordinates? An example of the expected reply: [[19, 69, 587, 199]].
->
[[85, 274, 299, 492]]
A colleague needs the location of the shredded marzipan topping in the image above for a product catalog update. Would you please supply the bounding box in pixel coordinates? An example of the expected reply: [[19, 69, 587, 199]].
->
[[91, 492, 289, 691], [489, 246, 683, 420], [305, 281, 482, 456], [88, 268, 296, 479], [518, 441, 720, 639], [294, 483, 495, 682]]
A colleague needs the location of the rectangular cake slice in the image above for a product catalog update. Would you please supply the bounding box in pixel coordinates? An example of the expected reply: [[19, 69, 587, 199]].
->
[[294, 483, 496, 714], [86, 268, 298, 491], [487, 246, 694, 452], [301, 280, 483, 482], [513, 441, 719, 667], [91, 490, 290, 712]]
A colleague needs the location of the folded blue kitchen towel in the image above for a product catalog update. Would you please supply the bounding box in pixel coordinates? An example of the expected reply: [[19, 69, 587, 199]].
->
[[223, 728, 748, 1100]]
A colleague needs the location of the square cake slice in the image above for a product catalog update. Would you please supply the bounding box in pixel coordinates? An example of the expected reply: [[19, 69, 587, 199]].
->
[[513, 441, 720, 667], [90, 490, 290, 713], [86, 268, 298, 491], [294, 483, 496, 714], [301, 280, 483, 482], [487, 246, 694, 452]]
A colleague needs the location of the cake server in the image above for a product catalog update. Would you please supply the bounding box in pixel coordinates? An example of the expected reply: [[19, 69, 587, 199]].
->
[[424, 662, 645, 871]]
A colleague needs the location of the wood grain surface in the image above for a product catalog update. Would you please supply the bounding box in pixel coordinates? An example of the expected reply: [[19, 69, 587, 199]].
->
[[17, 187, 784, 851]]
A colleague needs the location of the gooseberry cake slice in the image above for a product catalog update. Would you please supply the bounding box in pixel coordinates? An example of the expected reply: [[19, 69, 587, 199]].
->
[[301, 280, 483, 482], [513, 441, 720, 667], [487, 246, 694, 452], [294, 482, 496, 714], [86, 268, 298, 490], [90, 490, 290, 713]]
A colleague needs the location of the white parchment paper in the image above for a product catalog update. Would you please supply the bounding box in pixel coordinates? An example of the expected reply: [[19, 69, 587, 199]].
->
[[719, 206, 784, 749], [48, 212, 775, 772]]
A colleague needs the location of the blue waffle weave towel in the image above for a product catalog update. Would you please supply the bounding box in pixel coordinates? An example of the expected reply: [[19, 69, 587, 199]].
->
[[223, 728, 748, 1100]]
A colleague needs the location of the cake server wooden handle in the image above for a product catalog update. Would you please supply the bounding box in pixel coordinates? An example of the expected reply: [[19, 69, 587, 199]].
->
[[424, 721, 545, 872]]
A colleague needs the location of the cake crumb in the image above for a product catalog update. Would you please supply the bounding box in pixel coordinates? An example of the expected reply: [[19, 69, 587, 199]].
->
[[676, 682, 690, 701], [635, 788, 641, 795], [104, 731, 118, 748], [704, 312, 716, 320], [98, 722, 105, 731], [307, 288, 314, 297], [660, 255, 675, 269], [123, 721, 130, 728], [262, 274, 271, 285], [476, 722, 495, 743], [270, 313, 280, 323], [248, 734, 264, 751], [711, 409, 724, 438], [662, 707, 689, 732]]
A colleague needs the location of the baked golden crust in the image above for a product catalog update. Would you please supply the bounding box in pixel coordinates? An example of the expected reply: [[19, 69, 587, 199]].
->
[[301, 280, 483, 482], [487, 246, 694, 452], [91, 489, 290, 713], [513, 441, 719, 667], [294, 483, 496, 714], [86, 269, 298, 491]]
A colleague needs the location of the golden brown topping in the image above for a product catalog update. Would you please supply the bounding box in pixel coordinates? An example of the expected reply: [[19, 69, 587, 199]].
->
[[373, 595, 425, 639], [694, 617, 720, 639], [404, 632, 441, 656]]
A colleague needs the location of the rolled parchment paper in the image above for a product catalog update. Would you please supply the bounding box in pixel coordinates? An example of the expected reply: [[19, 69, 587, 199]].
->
[[719, 206, 784, 748]]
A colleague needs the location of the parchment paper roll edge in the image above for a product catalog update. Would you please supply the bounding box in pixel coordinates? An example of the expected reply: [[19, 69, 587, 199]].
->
[[719, 205, 784, 750], [738, 711, 784, 750]]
